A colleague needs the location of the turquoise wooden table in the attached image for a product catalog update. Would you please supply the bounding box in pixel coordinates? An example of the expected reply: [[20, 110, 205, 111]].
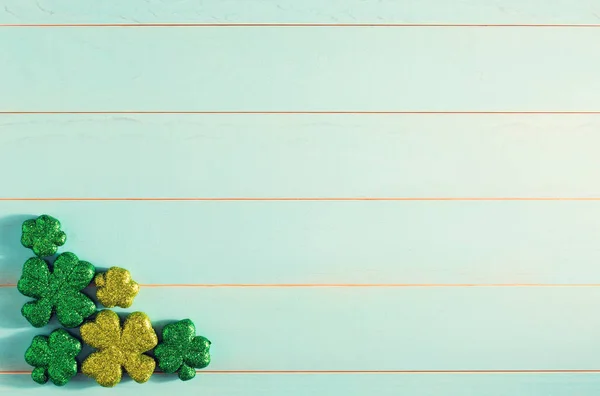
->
[[3, 1, 600, 394]]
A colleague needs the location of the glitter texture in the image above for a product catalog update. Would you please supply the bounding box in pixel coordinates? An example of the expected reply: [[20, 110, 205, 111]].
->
[[17, 252, 96, 328], [81, 310, 158, 387], [24, 328, 81, 386], [21, 215, 67, 257], [154, 319, 211, 381], [95, 267, 139, 308]]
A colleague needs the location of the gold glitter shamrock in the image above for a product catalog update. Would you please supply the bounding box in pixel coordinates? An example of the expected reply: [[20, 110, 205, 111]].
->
[[154, 319, 211, 381], [25, 329, 81, 386], [17, 252, 96, 328], [95, 267, 139, 308], [21, 215, 67, 257], [81, 310, 158, 387]]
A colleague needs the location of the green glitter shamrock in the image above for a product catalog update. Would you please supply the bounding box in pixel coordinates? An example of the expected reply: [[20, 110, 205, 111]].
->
[[154, 319, 211, 381], [25, 328, 81, 386], [21, 215, 67, 257], [17, 252, 96, 328]]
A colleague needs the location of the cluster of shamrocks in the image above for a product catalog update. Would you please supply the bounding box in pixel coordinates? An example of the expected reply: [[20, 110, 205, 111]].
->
[[17, 215, 211, 387]]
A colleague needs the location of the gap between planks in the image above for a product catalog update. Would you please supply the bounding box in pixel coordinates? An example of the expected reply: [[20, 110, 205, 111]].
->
[[2, 197, 600, 201], [3, 23, 600, 28], [3, 284, 600, 288], [5, 111, 600, 114], [3, 369, 600, 375]]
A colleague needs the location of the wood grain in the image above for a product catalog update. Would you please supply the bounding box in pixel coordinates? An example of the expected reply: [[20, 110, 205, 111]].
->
[[1, 0, 600, 24], [1, 115, 600, 199], [2, 28, 600, 111], [2, 373, 600, 395], [3, 287, 600, 372], [2, 1, 600, 394], [2, 201, 600, 284]]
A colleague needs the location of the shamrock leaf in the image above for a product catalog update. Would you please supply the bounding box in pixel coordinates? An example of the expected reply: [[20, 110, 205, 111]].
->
[[95, 267, 139, 308], [17, 252, 96, 328], [24, 328, 81, 386], [154, 319, 211, 381], [81, 310, 158, 387], [21, 215, 67, 257]]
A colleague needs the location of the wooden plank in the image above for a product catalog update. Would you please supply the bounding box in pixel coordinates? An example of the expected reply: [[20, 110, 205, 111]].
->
[[2, 373, 600, 395], [1, 0, 600, 24], [3, 287, 600, 371], [2, 28, 600, 111], [2, 201, 600, 284], [2, 114, 600, 199], [6, 2, 599, 396]]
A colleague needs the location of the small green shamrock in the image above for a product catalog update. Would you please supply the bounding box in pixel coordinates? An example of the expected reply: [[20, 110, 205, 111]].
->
[[17, 252, 96, 328], [21, 215, 67, 257], [25, 328, 81, 386], [154, 319, 211, 381]]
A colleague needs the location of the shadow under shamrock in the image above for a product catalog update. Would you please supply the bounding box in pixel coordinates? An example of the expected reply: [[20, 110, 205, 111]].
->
[[0, 215, 185, 389], [0, 304, 92, 389], [64, 374, 98, 390], [147, 319, 194, 384], [1, 317, 194, 388], [60, 323, 154, 390], [152, 319, 180, 343], [0, 214, 35, 287], [0, 330, 44, 378], [0, 371, 97, 391], [2, 372, 98, 390], [0, 287, 29, 329], [0, 215, 37, 329], [149, 372, 180, 384], [0, 373, 41, 389], [0, 326, 97, 390]]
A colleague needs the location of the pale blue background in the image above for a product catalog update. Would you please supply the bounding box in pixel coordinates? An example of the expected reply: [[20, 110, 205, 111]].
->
[[2, 1, 600, 394]]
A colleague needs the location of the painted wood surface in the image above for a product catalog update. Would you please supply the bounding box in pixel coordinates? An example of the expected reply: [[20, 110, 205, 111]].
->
[[3, 286, 600, 371], [3, 374, 600, 396], [2, 115, 600, 198], [2, 1, 600, 395], [2, 28, 600, 111], [1, 0, 600, 24], [2, 202, 600, 285]]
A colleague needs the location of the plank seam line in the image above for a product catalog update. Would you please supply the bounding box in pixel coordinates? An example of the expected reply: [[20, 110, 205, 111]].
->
[[1, 197, 600, 202], [3, 370, 600, 375], [4, 111, 600, 114], [3, 284, 600, 288], [3, 23, 600, 28]]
